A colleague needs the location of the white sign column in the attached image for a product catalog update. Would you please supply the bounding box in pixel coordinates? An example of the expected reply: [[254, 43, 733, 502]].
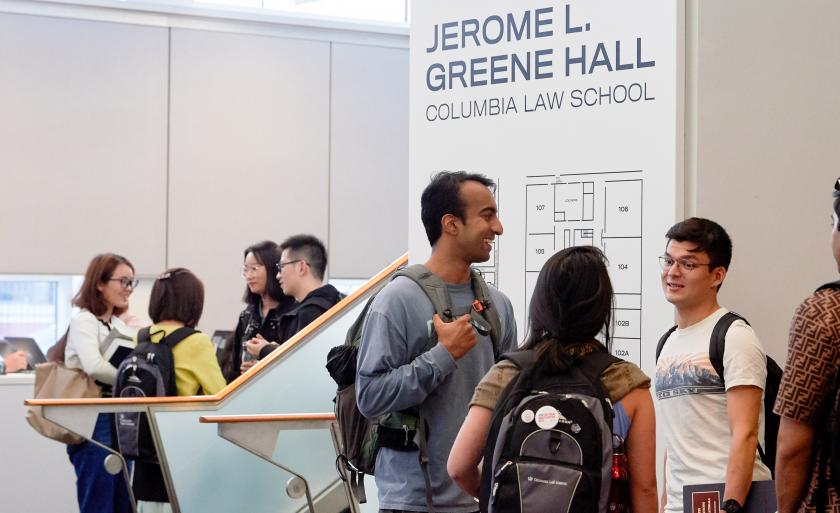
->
[[408, 1, 679, 376]]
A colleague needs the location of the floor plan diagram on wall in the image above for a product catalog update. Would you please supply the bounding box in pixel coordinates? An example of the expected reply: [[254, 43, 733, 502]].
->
[[524, 171, 643, 365]]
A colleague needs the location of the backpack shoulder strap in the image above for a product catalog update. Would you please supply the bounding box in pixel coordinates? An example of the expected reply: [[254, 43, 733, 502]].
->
[[655, 326, 678, 364], [345, 294, 377, 348], [344, 270, 413, 350], [161, 327, 198, 349], [138, 327, 152, 343], [817, 280, 840, 292], [469, 268, 503, 358], [579, 349, 621, 380], [394, 264, 454, 320], [501, 350, 537, 371], [709, 311, 750, 384]]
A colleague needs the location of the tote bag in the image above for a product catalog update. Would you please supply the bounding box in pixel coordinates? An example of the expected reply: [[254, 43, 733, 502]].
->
[[25, 362, 102, 444]]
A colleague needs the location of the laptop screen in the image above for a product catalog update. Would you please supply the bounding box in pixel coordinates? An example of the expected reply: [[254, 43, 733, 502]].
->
[[2, 337, 48, 368]]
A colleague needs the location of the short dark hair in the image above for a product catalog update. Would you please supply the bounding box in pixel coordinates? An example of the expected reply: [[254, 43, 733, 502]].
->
[[73, 253, 134, 317], [833, 177, 840, 223], [281, 234, 327, 280], [148, 268, 204, 328], [522, 246, 614, 366], [665, 217, 733, 271], [242, 241, 289, 305], [421, 171, 495, 246]]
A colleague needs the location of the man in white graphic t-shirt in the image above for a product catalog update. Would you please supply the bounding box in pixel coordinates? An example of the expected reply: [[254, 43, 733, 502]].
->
[[655, 217, 771, 513]]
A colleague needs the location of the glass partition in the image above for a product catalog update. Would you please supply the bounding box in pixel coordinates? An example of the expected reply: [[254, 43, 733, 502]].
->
[[149, 258, 400, 513]]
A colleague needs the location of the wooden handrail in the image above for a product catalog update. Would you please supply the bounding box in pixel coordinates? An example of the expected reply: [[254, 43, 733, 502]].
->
[[25, 253, 408, 408], [199, 413, 335, 424]]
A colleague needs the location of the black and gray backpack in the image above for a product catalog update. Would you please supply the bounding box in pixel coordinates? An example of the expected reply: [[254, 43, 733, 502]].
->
[[114, 326, 195, 462], [326, 264, 502, 512], [478, 348, 618, 513]]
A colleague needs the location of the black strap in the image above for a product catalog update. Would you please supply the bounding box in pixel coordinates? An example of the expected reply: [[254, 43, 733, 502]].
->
[[579, 349, 621, 379], [336, 454, 368, 504], [503, 347, 618, 388], [415, 419, 436, 513], [707, 312, 778, 468], [655, 325, 677, 364], [708, 312, 749, 385], [659, 313, 772, 465], [654, 312, 750, 379], [502, 349, 538, 371], [156, 327, 198, 349], [351, 471, 367, 504], [817, 392, 836, 511], [817, 280, 840, 292]]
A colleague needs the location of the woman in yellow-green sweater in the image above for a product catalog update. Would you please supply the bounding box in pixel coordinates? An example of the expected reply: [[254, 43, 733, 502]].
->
[[134, 268, 226, 513]]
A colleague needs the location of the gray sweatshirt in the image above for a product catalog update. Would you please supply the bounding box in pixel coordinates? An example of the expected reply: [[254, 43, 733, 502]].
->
[[356, 276, 517, 512]]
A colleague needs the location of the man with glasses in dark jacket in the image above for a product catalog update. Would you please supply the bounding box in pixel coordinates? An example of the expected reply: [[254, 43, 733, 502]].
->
[[246, 234, 343, 360]]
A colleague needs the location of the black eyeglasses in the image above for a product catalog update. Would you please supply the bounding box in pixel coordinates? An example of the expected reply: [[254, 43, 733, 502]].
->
[[276, 260, 304, 271], [109, 277, 139, 289]]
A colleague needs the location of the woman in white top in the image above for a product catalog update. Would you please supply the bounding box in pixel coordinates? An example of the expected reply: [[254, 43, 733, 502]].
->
[[65, 253, 138, 513]]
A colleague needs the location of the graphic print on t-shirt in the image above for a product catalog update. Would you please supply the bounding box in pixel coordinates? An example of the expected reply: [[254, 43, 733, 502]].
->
[[655, 353, 724, 399]]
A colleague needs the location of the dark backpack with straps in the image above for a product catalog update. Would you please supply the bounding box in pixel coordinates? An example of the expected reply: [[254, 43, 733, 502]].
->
[[478, 348, 618, 513], [326, 264, 503, 510], [114, 326, 195, 462], [655, 312, 782, 477]]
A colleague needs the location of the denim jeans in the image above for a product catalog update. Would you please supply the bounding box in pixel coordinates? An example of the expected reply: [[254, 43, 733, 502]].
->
[[67, 413, 132, 513]]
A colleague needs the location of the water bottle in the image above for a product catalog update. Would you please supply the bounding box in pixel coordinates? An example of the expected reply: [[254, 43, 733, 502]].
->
[[608, 435, 630, 513]]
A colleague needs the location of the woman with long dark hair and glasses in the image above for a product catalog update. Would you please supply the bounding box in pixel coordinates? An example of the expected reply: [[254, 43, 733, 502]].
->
[[448, 246, 658, 512], [65, 253, 138, 513], [220, 240, 295, 382]]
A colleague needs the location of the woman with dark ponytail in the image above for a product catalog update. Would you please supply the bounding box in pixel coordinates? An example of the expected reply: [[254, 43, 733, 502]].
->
[[448, 246, 658, 512]]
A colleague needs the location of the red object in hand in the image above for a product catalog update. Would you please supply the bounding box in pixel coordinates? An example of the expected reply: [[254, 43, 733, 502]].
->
[[608, 442, 630, 512]]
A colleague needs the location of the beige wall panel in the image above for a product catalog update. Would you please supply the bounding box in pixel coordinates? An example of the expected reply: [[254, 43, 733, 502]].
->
[[168, 28, 330, 333], [329, 43, 409, 278], [694, 0, 840, 362], [0, 13, 168, 275]]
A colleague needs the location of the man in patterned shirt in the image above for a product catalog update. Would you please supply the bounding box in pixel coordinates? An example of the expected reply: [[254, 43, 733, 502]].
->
[[775, 178, 840, 513]]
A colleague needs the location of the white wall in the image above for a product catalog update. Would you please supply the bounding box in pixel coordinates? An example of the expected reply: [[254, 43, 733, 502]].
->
[[688, 0, 840, 363], [0, 13, 169, 274], [0, 2, 409, 334], [0, 375, 77, 513], [329, 42, 409, 278], [167, 28, 332, 333]]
